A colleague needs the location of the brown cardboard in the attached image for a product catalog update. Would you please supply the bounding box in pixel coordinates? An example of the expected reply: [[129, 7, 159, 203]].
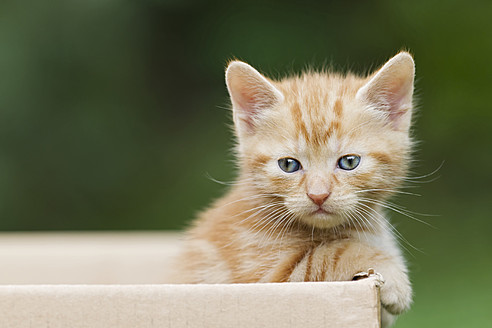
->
[[0, 232, 382, 327]]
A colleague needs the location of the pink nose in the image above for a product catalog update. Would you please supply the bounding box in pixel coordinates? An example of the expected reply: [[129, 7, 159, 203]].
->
[[307, 193, 330, 206]]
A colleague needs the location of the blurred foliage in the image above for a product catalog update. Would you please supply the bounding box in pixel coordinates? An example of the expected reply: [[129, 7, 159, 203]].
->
[[0, 0, 491, 326]]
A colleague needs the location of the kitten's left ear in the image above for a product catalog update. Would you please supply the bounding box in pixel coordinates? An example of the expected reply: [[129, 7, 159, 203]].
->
[[356, 52, 415, 131], [226, 61, 284, 137]]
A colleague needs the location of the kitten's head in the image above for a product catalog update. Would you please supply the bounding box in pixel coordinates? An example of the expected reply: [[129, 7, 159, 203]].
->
[[226, 52, 415, 229]]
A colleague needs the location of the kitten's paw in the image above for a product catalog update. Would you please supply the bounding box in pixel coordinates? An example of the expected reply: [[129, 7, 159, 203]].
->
[[353, 268, 411, 315], [379, 271, 412, 315]]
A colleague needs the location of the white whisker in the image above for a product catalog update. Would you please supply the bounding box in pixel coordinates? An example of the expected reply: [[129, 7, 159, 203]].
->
[[358, 197, 437, 227], [355, 188, 421, 197], [355, 202, 423, 256], [398, 161, 444, 183]]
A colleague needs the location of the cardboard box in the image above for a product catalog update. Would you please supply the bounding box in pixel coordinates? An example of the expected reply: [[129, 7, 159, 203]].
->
[[0, 232, 382, 327]]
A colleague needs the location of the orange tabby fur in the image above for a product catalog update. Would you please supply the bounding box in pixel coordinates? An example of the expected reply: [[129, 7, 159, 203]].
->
[[174, 52, 415, 327]]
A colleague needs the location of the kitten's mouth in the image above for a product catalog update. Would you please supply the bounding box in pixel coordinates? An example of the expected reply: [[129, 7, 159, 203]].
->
[[313, 208, 333, 215]]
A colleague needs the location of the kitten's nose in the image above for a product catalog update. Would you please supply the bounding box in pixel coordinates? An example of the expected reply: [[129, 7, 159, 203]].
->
[[307, 192, 330, 206]]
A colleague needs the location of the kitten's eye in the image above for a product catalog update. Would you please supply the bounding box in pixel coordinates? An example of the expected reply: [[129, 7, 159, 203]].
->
[[278, 158, 302, 173], [338, 155, 361, 170]]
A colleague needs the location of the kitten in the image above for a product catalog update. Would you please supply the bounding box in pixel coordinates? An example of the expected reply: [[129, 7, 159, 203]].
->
[[175, 52, 415, 327]]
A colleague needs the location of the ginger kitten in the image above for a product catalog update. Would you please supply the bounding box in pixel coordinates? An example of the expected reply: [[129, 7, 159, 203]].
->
[[176, 52, 415, 327]]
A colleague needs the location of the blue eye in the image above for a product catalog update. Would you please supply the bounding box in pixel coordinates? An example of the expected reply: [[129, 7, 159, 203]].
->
[[278, 158, 302, 173], [338, 155, 361, 170]]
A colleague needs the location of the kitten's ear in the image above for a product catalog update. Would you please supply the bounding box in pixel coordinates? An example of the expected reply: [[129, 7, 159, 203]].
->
[[356, 52, 415, 131], [226, 61, 284, 136]]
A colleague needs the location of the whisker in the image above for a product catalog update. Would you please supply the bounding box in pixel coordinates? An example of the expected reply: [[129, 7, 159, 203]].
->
[[249, 206, 287, 234], [357, 197, 415, 213], [273, 211, 297, 245], [354, 202, 423, 256], [204, 173, 255, 186], [358, 198, 437, 227], [275, 209, 296, 239], [258, 208, 293, 246], [341, 210, 362, 240], [350, 207, 378, 234], [346, 120, 373, 136], [250, 206, 290, 239], [235, 202, 284, 224], [355, 188, 422, 197], [398, 161, 444, 182], [214, 193, 286, 211], [278, 213, 297, 247], [234, 200, 284, 217]]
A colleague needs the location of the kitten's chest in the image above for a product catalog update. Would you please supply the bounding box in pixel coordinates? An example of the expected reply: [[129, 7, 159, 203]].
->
[[233, 231, 349, 283]]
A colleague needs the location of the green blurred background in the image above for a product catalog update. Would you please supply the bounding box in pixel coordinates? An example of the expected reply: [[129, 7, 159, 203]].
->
[[1, 0, 491, 326]]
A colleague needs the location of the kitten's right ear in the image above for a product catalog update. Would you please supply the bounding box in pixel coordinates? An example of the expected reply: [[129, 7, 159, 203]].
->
[[226, 61, 284, 136]]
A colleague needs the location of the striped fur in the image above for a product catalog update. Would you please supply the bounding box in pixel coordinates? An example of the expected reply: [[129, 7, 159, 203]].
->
[[174, 52, 416, 327]]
